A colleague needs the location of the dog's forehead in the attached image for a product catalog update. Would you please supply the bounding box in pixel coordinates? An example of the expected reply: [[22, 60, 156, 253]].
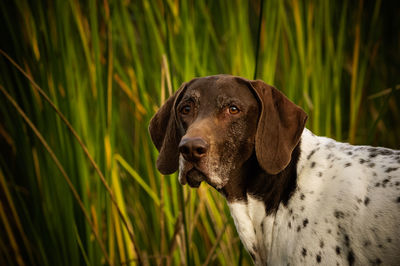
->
[[185, 76, 255, 102]]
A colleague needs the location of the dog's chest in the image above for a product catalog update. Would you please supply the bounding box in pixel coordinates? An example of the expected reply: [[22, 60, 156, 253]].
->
[[227, 130, 400, 265], [228, 197, 277, 265]]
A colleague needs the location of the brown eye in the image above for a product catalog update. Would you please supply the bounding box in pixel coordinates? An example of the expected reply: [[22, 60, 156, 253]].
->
[[180, 105, 191, 115], [229, 105, 240, 114]]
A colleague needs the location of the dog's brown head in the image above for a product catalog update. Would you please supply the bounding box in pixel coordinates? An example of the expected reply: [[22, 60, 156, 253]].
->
[[149, 75, 307, 190]]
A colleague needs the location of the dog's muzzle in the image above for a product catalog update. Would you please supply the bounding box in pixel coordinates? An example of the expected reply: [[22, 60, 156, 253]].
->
[[186, 169, 206, 187], [178, 137, 209, 162], [178, 136, 209, 187]]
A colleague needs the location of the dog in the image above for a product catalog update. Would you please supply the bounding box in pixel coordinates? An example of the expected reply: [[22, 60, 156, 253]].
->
[[149, 74, 400, 265]]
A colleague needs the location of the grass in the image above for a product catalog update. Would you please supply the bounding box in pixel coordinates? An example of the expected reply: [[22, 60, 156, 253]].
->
[[0, 0, 399, 265]]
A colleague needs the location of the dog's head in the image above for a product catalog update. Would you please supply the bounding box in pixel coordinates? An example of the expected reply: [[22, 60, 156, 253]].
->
[[149, 75, 307, 190]]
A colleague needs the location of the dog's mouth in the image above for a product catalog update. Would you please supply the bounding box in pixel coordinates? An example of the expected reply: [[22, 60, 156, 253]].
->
[[186, 169, 206, 188], [179, 159, 208, 188], [179, 155, 228, 190]]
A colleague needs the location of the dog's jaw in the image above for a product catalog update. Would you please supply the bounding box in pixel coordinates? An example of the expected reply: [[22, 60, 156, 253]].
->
[[178, 155, 206, 188], [178, 154, 231, 189]]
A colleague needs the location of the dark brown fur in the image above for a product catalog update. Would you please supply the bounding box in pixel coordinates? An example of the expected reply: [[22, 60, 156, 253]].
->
[[149, 74, 307, 211], [220, 143, 300, 214]]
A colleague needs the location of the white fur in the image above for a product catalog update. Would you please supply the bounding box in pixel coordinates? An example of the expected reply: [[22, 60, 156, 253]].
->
[[228, 128, 400, 265], [178, 155, 187, 185]]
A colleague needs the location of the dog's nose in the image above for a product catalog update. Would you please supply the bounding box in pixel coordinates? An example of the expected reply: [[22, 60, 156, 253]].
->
[[179, 137, 208, 162]]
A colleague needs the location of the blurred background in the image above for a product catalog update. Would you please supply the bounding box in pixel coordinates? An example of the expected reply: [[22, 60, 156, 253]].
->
[[0, 0, 399, 265]]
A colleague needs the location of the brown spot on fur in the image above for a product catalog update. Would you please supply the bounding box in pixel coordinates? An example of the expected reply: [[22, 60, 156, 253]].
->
[[307, 148, 318, 160], [385, 167, 398, 173], [364, 197, 370, 206], [335, 246, 341, 255], [347, 250, 355, 265], [303, 218, 309, 227], [334, 210, 345, 219]]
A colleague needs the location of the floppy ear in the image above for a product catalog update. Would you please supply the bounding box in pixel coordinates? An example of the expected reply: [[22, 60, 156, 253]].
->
[[149, 83, 187, 174], [249, 80, 308, 174]]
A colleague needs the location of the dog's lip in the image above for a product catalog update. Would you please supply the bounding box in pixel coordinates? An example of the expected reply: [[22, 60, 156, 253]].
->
[[186, 169, 203, 188], [178, 174, 187, 185], [179, 160, 208, 188]]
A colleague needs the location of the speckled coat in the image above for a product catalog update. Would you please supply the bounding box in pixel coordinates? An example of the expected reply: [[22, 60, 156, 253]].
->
[[149, 75, 400, 266], [228, 128, 400, 266]]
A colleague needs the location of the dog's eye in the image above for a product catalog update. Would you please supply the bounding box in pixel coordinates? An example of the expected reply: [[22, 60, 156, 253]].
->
[[228, 105, 240, 115], [180, 105, 192, 115]]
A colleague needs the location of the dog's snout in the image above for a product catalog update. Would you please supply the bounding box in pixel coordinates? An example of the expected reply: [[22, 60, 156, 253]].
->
[[179, 137, 208, 162]]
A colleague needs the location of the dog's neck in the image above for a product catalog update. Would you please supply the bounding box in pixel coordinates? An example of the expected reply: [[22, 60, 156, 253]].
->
[[220, 143, 301, 215]]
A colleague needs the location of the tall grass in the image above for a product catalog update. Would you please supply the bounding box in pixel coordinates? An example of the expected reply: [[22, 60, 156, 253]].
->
[[0, 0, 399, 265]]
